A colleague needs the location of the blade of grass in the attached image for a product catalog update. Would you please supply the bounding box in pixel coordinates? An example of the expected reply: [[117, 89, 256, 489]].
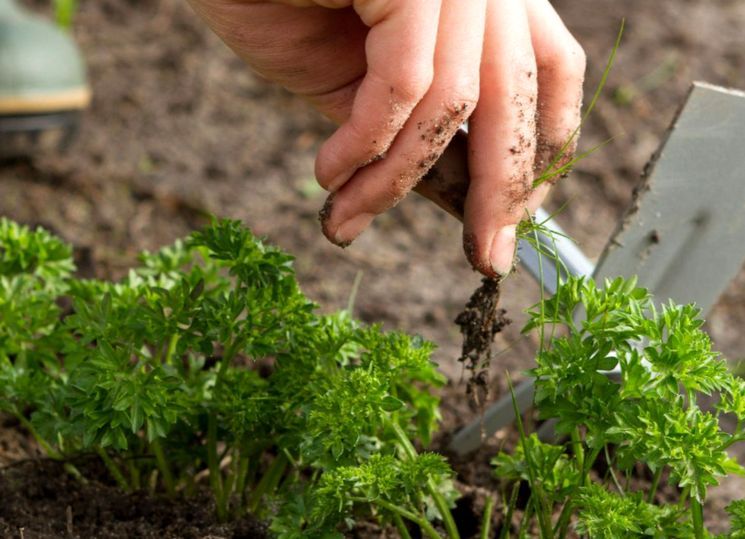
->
[[507, 374, 553, 538], [535, 137, 614, 189], [346, 270, 364, 314], [499, 482, 521, 539], [533, 19, 626, 188], [516, 211, 572, 352], [604, 445, 624, 495], [481, 495, 496, 539]]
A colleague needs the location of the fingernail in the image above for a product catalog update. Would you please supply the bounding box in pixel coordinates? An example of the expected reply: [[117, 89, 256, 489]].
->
[[490, 225, 518, 277], [327, 170, 354, 192], [334, 213, 375, 246]]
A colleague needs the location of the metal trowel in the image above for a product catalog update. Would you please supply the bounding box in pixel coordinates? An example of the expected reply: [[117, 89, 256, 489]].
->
[[414, 82, 745, 456]]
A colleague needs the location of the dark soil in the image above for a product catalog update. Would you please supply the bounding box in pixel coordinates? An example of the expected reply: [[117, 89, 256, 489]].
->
[[2, 0, 745, 536], [454, 278, 510, 409], [0, 460, 267, 539]]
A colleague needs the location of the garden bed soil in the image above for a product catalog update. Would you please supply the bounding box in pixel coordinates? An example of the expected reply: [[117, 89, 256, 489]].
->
[[0, 458, 267, 539], [2, 0, 745, 536]]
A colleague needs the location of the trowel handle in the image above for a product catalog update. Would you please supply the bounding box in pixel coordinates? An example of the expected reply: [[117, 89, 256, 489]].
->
[[414, 129, 469, 223]]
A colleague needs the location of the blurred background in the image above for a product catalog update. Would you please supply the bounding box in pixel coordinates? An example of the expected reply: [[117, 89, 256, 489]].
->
[[0, 0, 745, 528], [2, 0, 745, 506], [3, 0, 744, 367]]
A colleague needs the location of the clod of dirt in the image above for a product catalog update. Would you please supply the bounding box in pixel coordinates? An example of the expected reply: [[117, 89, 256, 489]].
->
[[454, 277, 511, 408]]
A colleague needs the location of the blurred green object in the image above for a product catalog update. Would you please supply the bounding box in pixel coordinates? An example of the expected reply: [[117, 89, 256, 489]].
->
[[53, 0, 77, 29], [0, 0, 89, 156]]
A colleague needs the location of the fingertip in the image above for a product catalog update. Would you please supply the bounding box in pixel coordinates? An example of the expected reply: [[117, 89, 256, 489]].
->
[[315, 142, 348, 192], [318, 193, 375, 248], [318, 193, 338, 242], [328, 170, 355, 193], [490, 224, 518, 277], [463, 231, 496, 278], [334, 212, 375, 246]]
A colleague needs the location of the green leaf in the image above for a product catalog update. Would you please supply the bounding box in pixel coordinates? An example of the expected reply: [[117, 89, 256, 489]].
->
[[0, 217, 450, 532], [381, 396, 405, 412]]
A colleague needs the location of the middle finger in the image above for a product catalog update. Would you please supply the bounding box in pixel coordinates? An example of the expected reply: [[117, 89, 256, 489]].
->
[[321, 0, 488, 246]]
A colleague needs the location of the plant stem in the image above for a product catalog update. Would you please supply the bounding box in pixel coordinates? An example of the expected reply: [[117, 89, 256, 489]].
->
[[164, 334, 179, 365], [506, 378, 551, 539], [151, 438, 175, 496], [233, 449, 251, 516], [18, 415, 86, 483], [96, 446, 131, 492], [553, 442, 600, 539], [720, 434, 745, 451], [350, 497, 442, 539], [393, 513, 413, 539], [604, 445, 624, 495], [571, 429, 585, 483], [248, 452, 288, 514], [518, 497, 534, 539], [581, 447, 602, 487], [223, 466, 235, 516], [499, 482, 520, 539], [647, 467, 662, 503], [63, 462, 88, 484], [481, 496, 495, 539], [53, 0, 78, 29], [554, 499, 573, 539], [678, 487, 690, 509], [554, 433, 600, 539], [691, 498, 704, 539], [207, 414, 226, 520], [216, 339, 239, 382], [184, 459, 198, 497], [128, 456, 141, 490], [15, 413, 63, 460], [390, 422, 460, 539]]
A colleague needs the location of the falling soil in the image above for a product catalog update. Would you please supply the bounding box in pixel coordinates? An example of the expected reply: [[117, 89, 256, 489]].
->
[[454, 277, 511, 409], [3, 0, 745, 535]]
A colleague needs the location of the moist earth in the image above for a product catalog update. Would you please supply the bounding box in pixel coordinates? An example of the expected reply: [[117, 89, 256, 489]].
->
[[2, 0, 745, 535]]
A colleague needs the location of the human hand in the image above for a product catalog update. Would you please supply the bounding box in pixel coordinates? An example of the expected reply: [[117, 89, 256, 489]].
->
[[187, 0, 585, 277]]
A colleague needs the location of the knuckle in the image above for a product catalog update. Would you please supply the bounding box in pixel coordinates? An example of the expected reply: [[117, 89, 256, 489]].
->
[[513, 51, 538, 78], [345, 115, 371, 145], [346, 118, 389, 163], [384, 176, 411, 205], [564, 39, 587, 80], [441, 77, 480, 113], [393, 65, 434, 104], [541, 38, 587, 82], [512, 55, 539, 97]]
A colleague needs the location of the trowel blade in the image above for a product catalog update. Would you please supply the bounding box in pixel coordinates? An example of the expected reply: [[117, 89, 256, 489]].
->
[[448, 81, 745, 456], [593, 82, 745, 315]]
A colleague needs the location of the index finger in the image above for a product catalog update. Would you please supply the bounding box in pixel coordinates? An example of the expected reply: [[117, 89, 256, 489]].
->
[[314, 0, 442, 192]]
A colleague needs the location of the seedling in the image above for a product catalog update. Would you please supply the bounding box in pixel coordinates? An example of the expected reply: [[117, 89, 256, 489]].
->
[[450, 81, 745, 456], [493, 275, 745, 538], [0, 218, 460, 536]]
